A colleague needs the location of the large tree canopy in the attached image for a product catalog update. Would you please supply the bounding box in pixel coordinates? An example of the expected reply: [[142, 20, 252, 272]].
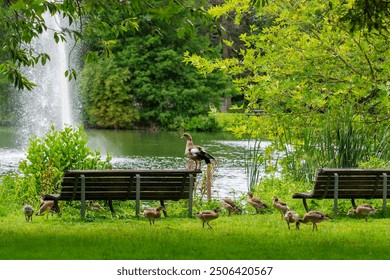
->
[[79, 0, 236, 129], [185, 0, 390, 178]]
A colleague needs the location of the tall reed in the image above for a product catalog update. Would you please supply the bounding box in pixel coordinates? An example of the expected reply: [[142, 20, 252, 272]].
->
[[276, 108, 390, 182], [244, 139, 263, 192]]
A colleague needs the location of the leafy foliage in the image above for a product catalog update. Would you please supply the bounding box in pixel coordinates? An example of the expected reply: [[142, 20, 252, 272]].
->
[[79, 0, 238, 130], [335, 0, 390, 34], [79, 57, 139, 129], [185, 0, 390, 179], [0, 0, 83, 90], [182, 115, 221, 131], [11, 125, 111, 203]]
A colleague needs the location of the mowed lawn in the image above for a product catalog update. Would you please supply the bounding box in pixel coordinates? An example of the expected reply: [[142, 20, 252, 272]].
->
[[1, 210, 390, 260]]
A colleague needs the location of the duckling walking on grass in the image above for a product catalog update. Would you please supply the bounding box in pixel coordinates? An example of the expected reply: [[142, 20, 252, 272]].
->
[[297, 211, 331, 231], [195, 207, 220, 229], [347, 204, 378, 222], [143, 206, 164, 225], [272, 196, 290, 219], [220, 198, 241, 216], [36, 200, 56, 218], [247, 192, 268, 214], [23, 204, 34, 222], [284, 210, 299, 230]]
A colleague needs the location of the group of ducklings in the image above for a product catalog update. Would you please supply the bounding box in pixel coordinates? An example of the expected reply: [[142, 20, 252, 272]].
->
[[214, 193, 334, 231], [195, 192, 379, 231], [23, 193, 379, 230]]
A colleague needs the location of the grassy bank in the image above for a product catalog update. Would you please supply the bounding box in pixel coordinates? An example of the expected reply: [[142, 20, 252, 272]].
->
[[1, 207, 390, 260]]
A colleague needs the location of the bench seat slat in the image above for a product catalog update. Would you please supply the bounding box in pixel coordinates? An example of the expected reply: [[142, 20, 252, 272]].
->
[[62, 182, 187, 188], [293, 192, 388, 199], [63, 169, 198, 176], [62, 177, 193, 185], [59, 189, 190, 195], [58, 194, 190, 201]]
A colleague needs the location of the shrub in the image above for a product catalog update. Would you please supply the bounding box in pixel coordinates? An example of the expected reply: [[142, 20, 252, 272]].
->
[[13, 125, 112, 203], [358, 157, 390, 169], [183, 115, 221, 132], [213, 112, 248, 132]]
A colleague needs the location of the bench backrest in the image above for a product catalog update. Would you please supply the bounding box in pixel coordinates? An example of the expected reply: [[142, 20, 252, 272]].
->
[[59, 169, 201, 201], [312, 169, 389, 199]]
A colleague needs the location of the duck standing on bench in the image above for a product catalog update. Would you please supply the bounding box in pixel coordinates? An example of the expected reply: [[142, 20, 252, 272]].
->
[[181, 133, 215, 170]]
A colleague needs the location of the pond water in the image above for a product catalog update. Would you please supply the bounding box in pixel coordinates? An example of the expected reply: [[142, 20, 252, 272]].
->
[[0, 127, 270, 198]]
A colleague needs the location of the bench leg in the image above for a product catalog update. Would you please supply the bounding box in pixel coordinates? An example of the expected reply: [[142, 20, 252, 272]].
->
[[81, 174, 86, 218], [108, 200, 115, 215], [160, 200, 168, 217], [302, 198, 309, 212], [333, 173, 339, 216], [53, 199, 61, 217], [136, 174, 141, 217], [351, 198, 357, 208], [383, 173, 388, 216], [189, 174, 194, 217]]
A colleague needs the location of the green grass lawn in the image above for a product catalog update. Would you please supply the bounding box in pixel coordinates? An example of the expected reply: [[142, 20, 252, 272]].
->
[[1, 209, 390, 260]]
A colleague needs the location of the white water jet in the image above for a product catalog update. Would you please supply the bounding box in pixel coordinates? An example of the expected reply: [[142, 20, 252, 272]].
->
[[17, 11, 78, 146]]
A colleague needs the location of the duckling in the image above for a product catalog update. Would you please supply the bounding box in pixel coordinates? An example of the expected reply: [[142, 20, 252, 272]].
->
[[195, 207, 220, 229], [272, 196, 290, 219], [23, 204, 34, 222], [88, 200, 106, 211], [36, 200, 55, 218], [39, 194, 60, 214], [247, 192, 268, 214], [347, 204, 378, 222], [143, 206, 164, 225], [284, 210, 299, 230], [181, 133, 215, 170], [297, 211, 331, 231], [220, 198, 241, 216]]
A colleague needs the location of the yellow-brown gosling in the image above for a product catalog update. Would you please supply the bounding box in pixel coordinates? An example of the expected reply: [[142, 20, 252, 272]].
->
[[143, 206, 164, 225], [195, 207, 220, 229], [88, 200, 106, 211], [36, 200, 55, 218], [347, 204, 378, 222], [247, 192, 268, 214], [23, 204, 34, 222], [220, 198, 242, 216], [272, 196, 290, 219], [283, 210, 299, 230], [181, 133, 215, 170], [297, 211, 331, 231]]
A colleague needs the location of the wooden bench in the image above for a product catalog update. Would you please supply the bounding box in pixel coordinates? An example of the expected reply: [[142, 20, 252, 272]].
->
[[43, 169, 201, 218], [292, 168, 389, 215]]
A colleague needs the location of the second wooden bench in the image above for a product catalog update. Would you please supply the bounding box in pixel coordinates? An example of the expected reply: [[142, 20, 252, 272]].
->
[[292, 168, 389, 215]]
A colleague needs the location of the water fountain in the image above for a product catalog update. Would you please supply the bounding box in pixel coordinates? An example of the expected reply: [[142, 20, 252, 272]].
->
[[16, 11, 78, 146]]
